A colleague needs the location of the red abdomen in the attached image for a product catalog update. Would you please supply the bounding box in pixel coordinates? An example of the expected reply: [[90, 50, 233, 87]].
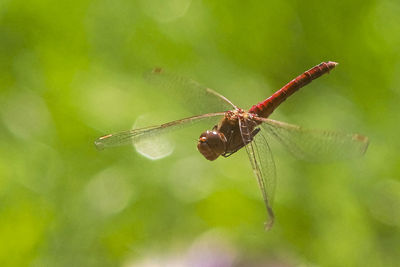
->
[[249, 61, 338, 118]]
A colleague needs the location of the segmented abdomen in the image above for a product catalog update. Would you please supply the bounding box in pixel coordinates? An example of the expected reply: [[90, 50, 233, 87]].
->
[[249, 61, 338, 118]]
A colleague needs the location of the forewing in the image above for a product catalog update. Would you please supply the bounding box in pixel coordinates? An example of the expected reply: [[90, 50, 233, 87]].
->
[[144, 68, 234, 114], [239, 118, 276, 230], [256, 117, 369, 162], [95, 112, 225, 150]]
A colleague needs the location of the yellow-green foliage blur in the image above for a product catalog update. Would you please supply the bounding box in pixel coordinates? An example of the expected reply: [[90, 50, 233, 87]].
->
[[1, 0, 399, 266]]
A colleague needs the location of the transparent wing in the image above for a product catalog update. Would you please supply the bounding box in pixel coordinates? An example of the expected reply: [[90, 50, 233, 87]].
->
[[255, 117, 369, 162], [144, 68, 235, 114], [95, 112, 225, 150], [239, 118, 276, 230]]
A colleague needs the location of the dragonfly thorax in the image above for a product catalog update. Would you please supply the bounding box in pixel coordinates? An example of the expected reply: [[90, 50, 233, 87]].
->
[[197, 130, 227, 161]]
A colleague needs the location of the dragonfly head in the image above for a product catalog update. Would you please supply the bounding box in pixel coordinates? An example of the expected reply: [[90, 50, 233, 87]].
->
[[197, 130, 227, 161]]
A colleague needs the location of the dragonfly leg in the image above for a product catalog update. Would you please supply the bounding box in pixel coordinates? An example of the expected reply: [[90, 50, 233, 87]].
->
[[222, 128, 261, 158]]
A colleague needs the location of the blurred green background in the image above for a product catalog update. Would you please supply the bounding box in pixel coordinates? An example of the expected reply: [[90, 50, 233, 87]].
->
[[1, 0, 400, 266]]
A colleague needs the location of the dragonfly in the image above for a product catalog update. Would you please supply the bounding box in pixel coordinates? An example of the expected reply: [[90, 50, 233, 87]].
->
[[95, 62, 369, 230]]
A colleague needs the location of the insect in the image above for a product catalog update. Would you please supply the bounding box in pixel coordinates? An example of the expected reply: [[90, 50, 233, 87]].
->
[[95, 62, 369, 229]]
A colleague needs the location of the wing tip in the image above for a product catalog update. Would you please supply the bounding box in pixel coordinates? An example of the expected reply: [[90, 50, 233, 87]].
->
[[94, 134, 112, 150], [264, 219, 274, 231], [94, 141, 105, 150], [152, 67, 163, 74], [352, 133, 369, 155]]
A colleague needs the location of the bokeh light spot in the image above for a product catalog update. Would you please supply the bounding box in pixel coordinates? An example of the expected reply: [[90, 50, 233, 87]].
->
[[86, 167, 134, 216]]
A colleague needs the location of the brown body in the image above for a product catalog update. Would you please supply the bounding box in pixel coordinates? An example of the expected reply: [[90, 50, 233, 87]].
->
[[197, 109, 260, 160]]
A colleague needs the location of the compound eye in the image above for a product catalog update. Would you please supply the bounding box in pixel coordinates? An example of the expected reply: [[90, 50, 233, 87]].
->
[[197, 130, 226, 161], [206, 131, 225, 151]]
